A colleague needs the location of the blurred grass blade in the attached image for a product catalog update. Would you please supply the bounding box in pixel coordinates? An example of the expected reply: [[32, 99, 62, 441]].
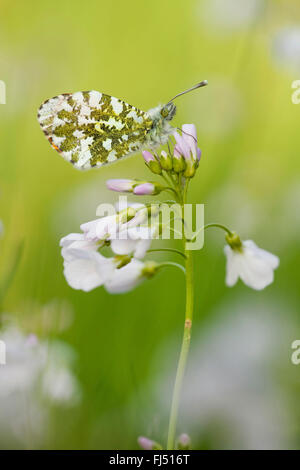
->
[[0, 240, 24, 308]]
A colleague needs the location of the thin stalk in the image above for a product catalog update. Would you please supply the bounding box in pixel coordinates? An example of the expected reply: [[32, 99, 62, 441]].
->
[[158, 261, 186, 275], [147, 248, 187, 259], [189, 222, 233, 242], [166, 180, 194, 450]]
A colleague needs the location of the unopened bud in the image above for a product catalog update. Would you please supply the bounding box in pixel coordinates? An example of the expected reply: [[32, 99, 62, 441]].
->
[[142, 151, 162, 175], [173, 154, 186, 173], [106, 179, 135, 192], [177, 433, 191, 450], [184, 161, 197, 178], [138, 436, 162, 450], [142, 261, 159, 278], [133, 182, 164, 196], [225, 231, 243, 252], [160, 150, 173, 171]]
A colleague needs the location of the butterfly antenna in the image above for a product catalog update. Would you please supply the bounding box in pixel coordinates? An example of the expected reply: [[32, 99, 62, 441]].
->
[[167, 138, 173, 156], [175, 127, 198, 145], [167, 80, 208, 104]]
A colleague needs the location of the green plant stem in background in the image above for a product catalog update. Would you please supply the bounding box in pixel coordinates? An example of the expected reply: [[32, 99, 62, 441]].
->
[[167, 247, 193, 450]]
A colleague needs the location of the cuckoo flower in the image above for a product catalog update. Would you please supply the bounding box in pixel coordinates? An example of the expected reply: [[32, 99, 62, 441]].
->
[[58, 117, 280, 451], [224, 233, 279, 290]]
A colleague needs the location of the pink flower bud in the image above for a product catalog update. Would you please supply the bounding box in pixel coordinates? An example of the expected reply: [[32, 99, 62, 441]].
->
[[138, 437, 155, 450], [142, 150, 155, 163], [173, 124, 202, 177], [142, 151, 162, 175], [177, 433, 191, 449], [160, 150, 172, 171], [106, 179, 134, 192], [137, 436, 162, 450], [133, 183, 156, 195]]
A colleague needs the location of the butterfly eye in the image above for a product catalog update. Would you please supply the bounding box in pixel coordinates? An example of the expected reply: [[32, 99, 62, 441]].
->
[[161, 107, 169, 118]]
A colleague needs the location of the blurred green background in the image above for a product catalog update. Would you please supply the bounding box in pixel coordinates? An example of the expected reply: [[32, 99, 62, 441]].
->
[[0, 0, 299, 449]]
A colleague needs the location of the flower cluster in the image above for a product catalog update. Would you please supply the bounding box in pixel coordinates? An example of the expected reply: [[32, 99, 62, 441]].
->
[[60, 124, 279, 293], [60, 124, 204, 294], [58, 120, 280, 450], [143, 123, 201, 178], [60, 201, 161, 293]]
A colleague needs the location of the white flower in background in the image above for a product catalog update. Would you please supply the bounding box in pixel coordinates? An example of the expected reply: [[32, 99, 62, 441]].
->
[[0, 322, 81, 446], [224, 233, 279, 290], [272, 27, 300, 72], [200, 0, 264, 33], [148, 300, 296, 450], [41, 341, 81, 405], [0, 328, 45, 397]]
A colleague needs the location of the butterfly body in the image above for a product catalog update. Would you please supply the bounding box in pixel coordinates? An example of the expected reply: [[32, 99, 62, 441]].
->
[[37, 90, 176, 170], [146, 102, 176, 147]]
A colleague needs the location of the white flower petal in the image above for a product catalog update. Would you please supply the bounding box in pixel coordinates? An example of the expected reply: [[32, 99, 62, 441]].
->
[[63, 249, 114, 292], [133, 239, 151, 259], [110, 238, 138, 256], [104, 259, 144, 294], [243, 240, 280, 270], [224, 240, 279, 291], [224, 245, 239, 287], [80, 215, 118, 241], [60, 233, 98, 262]]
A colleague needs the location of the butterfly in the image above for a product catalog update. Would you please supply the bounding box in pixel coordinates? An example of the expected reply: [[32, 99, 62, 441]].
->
[[37, 81, 207, 170]]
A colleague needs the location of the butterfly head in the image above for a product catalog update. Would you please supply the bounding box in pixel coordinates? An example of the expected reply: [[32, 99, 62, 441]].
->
[[160, 102, 176, 121]]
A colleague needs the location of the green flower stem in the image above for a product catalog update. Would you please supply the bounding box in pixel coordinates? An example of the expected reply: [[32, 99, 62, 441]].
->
[[203, 223, 233, 236], [167, 247, 193, 450], [164, 187, 181, 198], [189, 222, 233, 243], [147, 248, 187, 259], [158, 261, 186, 275], [166, 180, 193, 450]]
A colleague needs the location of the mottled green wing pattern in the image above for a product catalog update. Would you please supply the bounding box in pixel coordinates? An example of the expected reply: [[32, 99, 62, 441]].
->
[[37, 91, 153, 170]]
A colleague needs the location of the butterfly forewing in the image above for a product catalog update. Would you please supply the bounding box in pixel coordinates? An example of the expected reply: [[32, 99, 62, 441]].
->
[[37, 91, 153, 169]]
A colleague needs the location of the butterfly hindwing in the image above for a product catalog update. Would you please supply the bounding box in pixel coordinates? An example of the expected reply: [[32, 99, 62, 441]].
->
[[37, 91, 154, 169]]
